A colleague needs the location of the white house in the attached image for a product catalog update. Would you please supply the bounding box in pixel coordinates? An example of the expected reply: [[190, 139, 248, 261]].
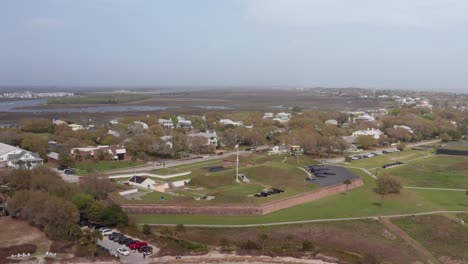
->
[[273, 112, 291, 123], [160, 135, 173, 148], [219, 119, 243, 126], [133, 121, 149, 130], [107, 130, 121, 137], [128, 175, 169, 192], [268, 145, 289, 155], [158, 118, 174, 128], [52, 119, 67, 125], [177, 116, 193, 129], [71, 145, 126, 160], [68, 124, 84, 131], [352, 128, 384, 139], [353, 114, 375, 123], [188, 132, 218, 146], [263, 112, 274, 119], [325, 119, 338, 126], [393, 125, 414, 134], [109, 119, 119, 125], [0, 142, 43, 169]]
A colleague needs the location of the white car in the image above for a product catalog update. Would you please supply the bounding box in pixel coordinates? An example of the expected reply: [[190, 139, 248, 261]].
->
[[101, 229, 113, 236], [118, 248, 130, 256]]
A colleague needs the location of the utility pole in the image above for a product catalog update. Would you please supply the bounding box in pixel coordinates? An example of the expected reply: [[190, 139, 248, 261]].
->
[[236, 144, 239, 183]]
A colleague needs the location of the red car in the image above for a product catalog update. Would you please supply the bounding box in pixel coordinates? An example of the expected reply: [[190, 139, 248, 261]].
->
[[129, 241, 148, 250]]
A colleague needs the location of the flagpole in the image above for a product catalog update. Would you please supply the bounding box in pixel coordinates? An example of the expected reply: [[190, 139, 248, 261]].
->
[[236, 144, 239, 183]]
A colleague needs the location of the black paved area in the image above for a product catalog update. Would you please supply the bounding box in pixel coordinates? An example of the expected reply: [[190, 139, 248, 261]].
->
[[307, 165, 360, 187]]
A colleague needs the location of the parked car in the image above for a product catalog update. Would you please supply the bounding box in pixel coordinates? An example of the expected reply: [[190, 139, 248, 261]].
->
[[117, 236, 128, 244], [101, 229, 113, 236], [117, 248, 130, 256], [64, 168, 76, 175], [138, 246, 153, 255], [129, 241, 148, 250], [125, 239, 137, 247]]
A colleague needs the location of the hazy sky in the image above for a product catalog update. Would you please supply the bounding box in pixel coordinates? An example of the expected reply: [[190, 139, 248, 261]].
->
[[1, 0, 468, 91]]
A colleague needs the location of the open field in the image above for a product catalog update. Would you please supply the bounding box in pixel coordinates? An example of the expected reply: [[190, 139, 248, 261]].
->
[[75, 160, 145, 175], [383, 155, 468, 188], [133, 169, 468, 225], [392, 213, 468, 262], [179, 219, 424, 263], [120, 153, 321, 205]]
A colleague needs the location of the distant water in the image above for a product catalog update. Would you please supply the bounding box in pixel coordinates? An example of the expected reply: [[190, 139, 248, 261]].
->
[[195, 105, 235, 110], [0, 99, 169, 113]]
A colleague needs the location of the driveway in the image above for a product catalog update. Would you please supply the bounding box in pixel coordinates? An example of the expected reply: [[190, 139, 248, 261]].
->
[[53, 168, 80, 183], [98, 236, 156, 264]]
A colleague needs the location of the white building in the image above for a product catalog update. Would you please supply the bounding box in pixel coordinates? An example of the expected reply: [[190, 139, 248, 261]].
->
[[158, 118, 174, 128], [71, 145, 126, 160], [273, 112, 291, 123], [68, 124, 84, 131], [107, 130, 121, 137], [263, 112, 274, 119], [133, 121, 149, 130], [127, 175, 169, 192], [393, 125, 414, 134], [268, 145, 289, 155], [52, 119, 67, 125], [160, 135, 173, 149], [353, 114, 375, 123], [325, 119, 338, 126], [188, 132, 218, 146], [352, 128, 384, 139], [0, 142, 43, 169], [177, 116, 193, 129], [219, 119, 243, 126]]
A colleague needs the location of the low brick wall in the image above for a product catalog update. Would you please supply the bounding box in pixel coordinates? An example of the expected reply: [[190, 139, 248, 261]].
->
[[110, 178, 364, 216]]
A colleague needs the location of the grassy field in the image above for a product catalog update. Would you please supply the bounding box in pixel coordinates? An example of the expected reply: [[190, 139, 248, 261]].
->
[[383, 155, 468, 188], [392, 214, 468, 262], [75, 160, 144, 175], [47, 94, 148, 104], [134, 169, 468, 225]]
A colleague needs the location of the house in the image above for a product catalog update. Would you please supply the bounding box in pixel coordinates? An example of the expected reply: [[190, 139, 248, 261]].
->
[[160, 135, 173, 149], [71, 145, 126, 160], [133, 121, 149, 130], [109, 119, 119, 125], [273, 112, 291, 123], [107, 130, 121, 137], [268, 145, 289, 155], [353, 114, 375, 123], [416, 100, 433, 111], [0, 142, 43, 169], [158, 118, 174, 128], [52, 119, 67, 125], [188, 132, 218, 146], [393, 125, 414, 134], [68, 124, 84, 131], [289, 145, 303, 155], [47, 152, 60, 166], [263, 112, 274, 119], [219, 119, 243, 126], [352, 128, 384, 139], [325, 119, 338, 126], [177, 116, 193, 129], [127, 175, 169, 192]]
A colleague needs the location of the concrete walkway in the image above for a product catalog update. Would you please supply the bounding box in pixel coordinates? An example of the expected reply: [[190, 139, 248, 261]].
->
[[404, 186, 466, 192], [138, 210, 468, 227]]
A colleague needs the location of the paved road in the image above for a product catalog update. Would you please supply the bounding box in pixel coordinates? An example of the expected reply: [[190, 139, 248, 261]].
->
[[102, 146, 269, 175], [138, 210, 468, 228], [98, 236, 155, 264], [53, 168, 80, 183]]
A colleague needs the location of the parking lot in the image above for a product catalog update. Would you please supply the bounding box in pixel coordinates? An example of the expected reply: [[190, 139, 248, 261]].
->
[[98, 235, 154, 264], [307, 165, 360, 187]]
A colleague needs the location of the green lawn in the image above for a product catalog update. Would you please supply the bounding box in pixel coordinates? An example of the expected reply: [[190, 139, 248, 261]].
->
[[75, 160, 144, 175], [134, 169, 468, 225], [393, 214, 468, 261], [383, 155, 468, 188]]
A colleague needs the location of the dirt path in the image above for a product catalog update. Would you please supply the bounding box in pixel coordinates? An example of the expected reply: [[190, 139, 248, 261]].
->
[[380, 217, 439, 264]]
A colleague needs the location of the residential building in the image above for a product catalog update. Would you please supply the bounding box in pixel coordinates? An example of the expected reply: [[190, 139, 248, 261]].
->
[[177, 116, 193, 129], [263, 112, 274, 119], [160, 135, 173, 149], [52, 119, 67, 125], [158, 118, 174, 128], [68, 124, 84, 131], [353, 114, 375, 123], [71, 145, 126, 160], [0, 142, 43, 169], [219, 119, 243, 126], [273, 112, 291, 123], [325, 119, 338, 126], [107, 130, 121, 137], [188, 132, 218, 146], [133, 121, 149, 130], [128, 175, 169, 192], [268, 145, 289, 155], [352, 128, 384, 139], [393, 125, 414, 134]]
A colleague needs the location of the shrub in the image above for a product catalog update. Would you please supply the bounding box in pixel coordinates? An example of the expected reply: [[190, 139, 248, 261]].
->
[[142, 224, 151, 235], [240, 240, 259, 250]]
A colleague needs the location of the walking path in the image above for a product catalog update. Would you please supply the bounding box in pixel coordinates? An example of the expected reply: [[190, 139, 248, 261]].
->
[[380, 217, 439, 264], [404, 186, 466, 192], [138, 210, 468, 227]]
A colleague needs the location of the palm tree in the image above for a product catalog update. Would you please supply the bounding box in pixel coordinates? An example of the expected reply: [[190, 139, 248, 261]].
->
[[174, 224, 185, 245], [259, 233, 269, 252], [68, 224, 82, 241], [343, 179, 352, 192], [79, 228, 103, 258]]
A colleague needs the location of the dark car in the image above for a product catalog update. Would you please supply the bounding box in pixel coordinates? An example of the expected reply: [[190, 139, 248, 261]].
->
[[111, 234, 124, 242], [117, 236, 128, 244], [138, 246, 153, 254], [120, 237, 133, 245], [64, 168, 76, 175], [109, 232, 121, 240], [125, 239, 138, 247]]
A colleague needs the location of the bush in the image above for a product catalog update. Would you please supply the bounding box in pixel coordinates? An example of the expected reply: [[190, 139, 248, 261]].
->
[[302, 240, 314, 251], [344, 156, 352, 162], [240, 240, 259, 250], [142, 224, 151, 235]]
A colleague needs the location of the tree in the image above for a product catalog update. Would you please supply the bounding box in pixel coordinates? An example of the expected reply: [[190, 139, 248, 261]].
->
[[374, 176, 402, 200], [396, 142, 406, 151], [343, 179, 352, 192], [79, 228, 103, 258], [356, 135, 378, 150], [21, 133, 49, 158], [259, 233, 268, 252], [69, 224, 83, 241], [21, 118, 52, 133], [174, 224, 185, 245], [302, 240, 315, 251]]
